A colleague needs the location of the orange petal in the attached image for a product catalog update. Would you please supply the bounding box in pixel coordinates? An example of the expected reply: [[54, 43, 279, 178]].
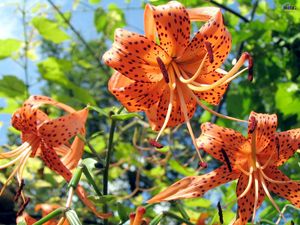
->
[[274, 129, 300, 166], [109, 72, 165, 112], [146, 1, 190, 57], [76, 185, 112, 219], [234, 173, 265, 225], [103, 28, 170, 82], [197, 122, 247, 166], [193, 71, 229, 105], [60, 135, 85, 170], [248, 112, 277, 153], [148, 165, 239, 203], [38, 108, 88, 148], [25, 95, 75, 113], [265, 166, 300, 207], [145, 84, 196, 130], [179, 7, 231, 74]]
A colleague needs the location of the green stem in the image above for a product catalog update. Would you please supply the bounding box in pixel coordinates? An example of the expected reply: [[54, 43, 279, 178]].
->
[[163, 211, 194, 225], [33, 208, 65, 225], [81, 164, 103, 196], [103, 107, 123, 224], [172, 201, 190, 221], [68, 166, 83, 189]]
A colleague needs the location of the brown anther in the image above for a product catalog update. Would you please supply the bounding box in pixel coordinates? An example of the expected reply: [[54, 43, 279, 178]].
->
[[129, 212, 136, 220], [249, 116, 257, 134], [149, 139, 164, 149], [156, 57, 169, 83], [204, 42, 214, 63], [291, 220, 294, 225], [275, 136, 280, 159], [217, 201, 224, 224], [221, 149, 232, 172], [16, 197, 30, 217], [243, 52, 253, 81], [14, 179, 25, 202], [199, 162, 208, 169]]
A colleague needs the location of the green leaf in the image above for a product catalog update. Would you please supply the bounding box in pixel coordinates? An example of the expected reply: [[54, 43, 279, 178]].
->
[[89, 0, 101, 4], [184, 198, 211, 208], [169, 160, 197, 176], [0, 39, 22, 60], [111, 112, 142, 121], [0, 75, 27, 98], [117, 202, 130, 222], [94, 7, 108, 32], [275, 82, 300, 118], [32, 17, 70, 43], [38, 57, 95, 104], [88, 195, 116, 204]]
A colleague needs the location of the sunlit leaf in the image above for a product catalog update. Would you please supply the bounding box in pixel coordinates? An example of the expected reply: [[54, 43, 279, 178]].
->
[[32, 17, 70, 43], [0, 39, 22, 60]]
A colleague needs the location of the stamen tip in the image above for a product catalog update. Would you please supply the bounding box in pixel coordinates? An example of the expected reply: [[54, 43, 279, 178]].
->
[[249, 116, 257, 134], [204, 42, 214, 63], [217, 201, 224, 224], [244, 52, 254, 82], [199, 162, 208, 169], [149, 139, 164, 149]]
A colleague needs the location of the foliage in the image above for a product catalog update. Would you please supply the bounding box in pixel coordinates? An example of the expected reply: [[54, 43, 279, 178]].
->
[[0, 0, 299, 224]]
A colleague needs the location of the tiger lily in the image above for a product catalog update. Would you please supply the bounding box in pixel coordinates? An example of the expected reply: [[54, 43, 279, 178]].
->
[[17, 204, 70, 225], [148, 112, 300, 224], [0, 95, 110, 219], [103, 1, 252, 161]]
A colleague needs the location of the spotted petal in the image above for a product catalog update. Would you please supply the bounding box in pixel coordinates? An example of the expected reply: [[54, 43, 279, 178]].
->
[[248, 112, 277, 153], [103, 29, 170, 82], [197, 122, 248, 167], [109, 72, 165, 112], [179, 7, 231, 74], [145, 84, 196, 131], [145, 1, 190, 57], [38, 108, 88, 148], [265, 166, 300, 207], [148, 165, 239, 203], [275, 129, 300, 166], [234, 173, 265, 225], [193, 70, 229, 105]]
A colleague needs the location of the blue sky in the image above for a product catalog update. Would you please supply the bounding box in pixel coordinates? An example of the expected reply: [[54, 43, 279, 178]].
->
[[0, 0, 144, 144]]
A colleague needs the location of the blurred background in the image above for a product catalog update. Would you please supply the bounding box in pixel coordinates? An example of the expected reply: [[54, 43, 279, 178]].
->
[[0, 0, 299, 224]]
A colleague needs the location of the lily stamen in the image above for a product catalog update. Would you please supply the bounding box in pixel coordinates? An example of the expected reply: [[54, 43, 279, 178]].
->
[[252, 173, 259, 223], [237, 167, 254, 200], [177, 84, 204, 162], [188, 88, 248, 123], [156, 57, 169, 83], [221, 149, 232, 172]]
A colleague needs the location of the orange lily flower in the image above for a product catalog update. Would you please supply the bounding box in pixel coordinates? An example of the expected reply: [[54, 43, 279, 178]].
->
[[148, 112, 300, 224], [17, 204, 70, 225], [0, 95, 110, 219], [103, 1, 251, 160]]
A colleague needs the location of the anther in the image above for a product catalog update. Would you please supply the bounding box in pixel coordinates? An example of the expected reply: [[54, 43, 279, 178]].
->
[[243, 52, 253, 81], [291, 220, 294, 225], [14, 179, 25, 202], [275, 137, 280, 159], [156, 57, 169, 83], [199, 162, 208, 169], [221, 149, 232, 172], [249, 116, 257, 134], [204, 42, 214, 63], [149, 139, 164, 149], [217, 201, 224, 224]]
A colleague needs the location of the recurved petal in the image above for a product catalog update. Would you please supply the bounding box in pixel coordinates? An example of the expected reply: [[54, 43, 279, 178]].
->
[[265, 166, 300, 207], [109, 72, 165, 112], [148, 165, 239, 203], [146, 1, 190, 57], [197, 122, 247, 166], [234, 173, 265, 225], [103, 28, 170, 82], [25, 95, 76, 113], [179, 7, 231, 74], [248, 112, 277, 153], [275, 129, 300, 166], [193, 70, 229, 105], [145, 84, 196, 130], [38, 108, 88, 148]]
